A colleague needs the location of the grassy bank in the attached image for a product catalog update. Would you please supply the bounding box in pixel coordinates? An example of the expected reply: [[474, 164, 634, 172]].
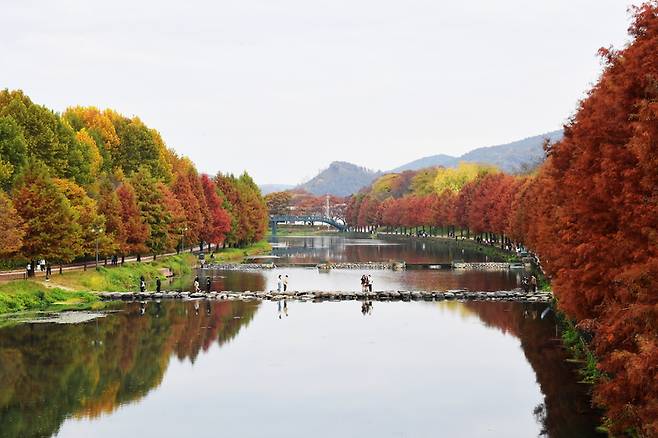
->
[[0, 241, 271, 315], [0, 281, 100, 314], [212, 240, 272, 261]]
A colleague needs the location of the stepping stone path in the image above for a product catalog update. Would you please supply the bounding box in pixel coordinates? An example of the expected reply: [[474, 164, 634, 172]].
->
[[97, 289, 552, 304]]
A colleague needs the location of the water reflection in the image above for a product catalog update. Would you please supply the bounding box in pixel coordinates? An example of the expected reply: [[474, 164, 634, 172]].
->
[[199, 268, 521, 293], [0, 301, 258, 438], [0, 300, 603, 438], [269, 235, 503, 264]]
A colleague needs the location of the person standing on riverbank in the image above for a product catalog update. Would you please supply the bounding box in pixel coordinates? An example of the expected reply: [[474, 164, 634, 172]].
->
[[284, 275, 289, 292], [367, 274, 373, 292], [206, 277, 211, 293], [530, 275, 537, 293], [193, 277, 200, 293], [156, 277, 161, 293], [140, 276, 146, 292], [277, 275, 283, 292]]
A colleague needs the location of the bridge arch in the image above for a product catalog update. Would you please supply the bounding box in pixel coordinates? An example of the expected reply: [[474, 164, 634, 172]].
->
[[269, 215, 346, 234]]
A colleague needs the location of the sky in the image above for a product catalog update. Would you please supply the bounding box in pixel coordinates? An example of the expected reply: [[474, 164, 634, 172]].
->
[[1, 0, 639, 185]]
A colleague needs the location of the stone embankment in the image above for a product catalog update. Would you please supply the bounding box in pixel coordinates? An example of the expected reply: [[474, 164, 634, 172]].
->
[[98, 289, 552, 303], [452, 262, 524, 270], [317, 262, 405, 270]]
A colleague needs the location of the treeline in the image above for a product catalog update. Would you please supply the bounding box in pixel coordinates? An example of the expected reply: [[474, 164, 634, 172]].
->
[[0, 90, 268, 271], [265, 189, 347, 219], [346, 4, 658, 435]]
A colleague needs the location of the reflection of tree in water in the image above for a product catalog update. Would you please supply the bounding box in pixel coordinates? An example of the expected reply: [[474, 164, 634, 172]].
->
[[271, 236, 497, 264], [0, 300, 259, 438], [399, 269, 520, 292], [464, 302, 604, 438]]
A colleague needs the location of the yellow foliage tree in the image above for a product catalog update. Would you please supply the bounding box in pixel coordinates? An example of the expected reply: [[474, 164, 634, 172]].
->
[[433, 162, 498, 194]]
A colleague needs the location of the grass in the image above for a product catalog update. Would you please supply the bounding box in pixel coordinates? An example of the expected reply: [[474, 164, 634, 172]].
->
[[211, 241, 272, 262], [0, 281, 101, 315], [559, 315, 602, 385]]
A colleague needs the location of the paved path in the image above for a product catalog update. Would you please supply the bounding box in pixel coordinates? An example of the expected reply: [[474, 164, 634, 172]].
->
[[0, 247, 202, 282]]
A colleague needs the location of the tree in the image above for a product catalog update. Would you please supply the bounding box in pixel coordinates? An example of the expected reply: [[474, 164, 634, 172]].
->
[[0, 190, 25, 257], [116, 181, 149, 258], [265, 191, 292, 215], [131, 167, 171, 257], [0, 115, 27, 189], [53, 178, 107, 268], [200, 175, 231, 248], [12, 160, 81, 266], [528, 4, 658, 434]]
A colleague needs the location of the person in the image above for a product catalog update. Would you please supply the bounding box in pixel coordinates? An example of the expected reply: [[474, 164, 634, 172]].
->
[[26, 262, 31, 278], [530, 275, 537, 293], [140, 276, 146, 292], [40, 259, 45, 272], [206, 277, 211, 293], [361, 274, 367, 292], [210, 252, 215, 260], [283, 275, 289, 292], [367, 274, 373, 293], [156, 277, 162, 293], [521, 277, 529, 293], [193, 277, 200, 293], [277, 275, 283, 293]]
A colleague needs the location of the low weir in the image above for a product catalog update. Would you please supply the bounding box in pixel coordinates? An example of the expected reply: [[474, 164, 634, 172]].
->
[[97, 289, 552, 303]]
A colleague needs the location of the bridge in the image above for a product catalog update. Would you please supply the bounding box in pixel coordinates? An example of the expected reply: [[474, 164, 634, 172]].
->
[[269, 215, 347, 234]]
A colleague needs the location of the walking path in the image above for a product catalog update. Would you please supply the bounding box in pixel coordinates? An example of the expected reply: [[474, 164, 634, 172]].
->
[[0, 247, 201, 282]]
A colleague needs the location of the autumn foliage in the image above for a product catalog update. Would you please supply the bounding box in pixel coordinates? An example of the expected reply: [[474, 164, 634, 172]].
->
[[0, 91, 268, 267]]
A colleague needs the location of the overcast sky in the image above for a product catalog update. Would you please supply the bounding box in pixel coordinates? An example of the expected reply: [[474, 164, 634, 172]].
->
[[1, 0, 638, 185]]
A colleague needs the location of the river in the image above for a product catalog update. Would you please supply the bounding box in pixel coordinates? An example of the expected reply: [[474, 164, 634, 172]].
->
[[0, 235, 603, 437]]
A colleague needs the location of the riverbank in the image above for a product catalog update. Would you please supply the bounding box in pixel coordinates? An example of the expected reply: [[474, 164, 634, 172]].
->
[[0, 241, 271, 315]]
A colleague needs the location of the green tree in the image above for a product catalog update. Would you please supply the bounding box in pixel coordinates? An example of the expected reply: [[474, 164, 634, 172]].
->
[[0, 115, 28, 189], [131, 167, 171, 256]]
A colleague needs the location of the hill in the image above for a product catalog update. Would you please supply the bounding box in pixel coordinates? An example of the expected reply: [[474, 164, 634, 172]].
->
[[296, 161, 381, 196], [392, 130, 563, 174], [259, 184, 295, 195]]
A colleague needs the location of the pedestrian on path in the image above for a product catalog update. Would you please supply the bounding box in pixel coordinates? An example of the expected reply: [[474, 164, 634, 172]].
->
[[156, 277, 162, 293]]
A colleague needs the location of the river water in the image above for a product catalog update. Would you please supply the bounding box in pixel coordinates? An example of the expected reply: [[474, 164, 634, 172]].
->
[[0, 235, 603, 438]]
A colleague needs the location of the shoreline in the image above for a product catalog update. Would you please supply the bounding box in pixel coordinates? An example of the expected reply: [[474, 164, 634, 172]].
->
[[0, 241, 271, 315]]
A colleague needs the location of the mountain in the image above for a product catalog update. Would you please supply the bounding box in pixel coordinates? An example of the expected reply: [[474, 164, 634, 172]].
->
[[458, 130, 563, 173], [259, 184, 295, 195], [296, 161, 382, 196], [392, 130, 563, 174], [391, 154, 458, 173]]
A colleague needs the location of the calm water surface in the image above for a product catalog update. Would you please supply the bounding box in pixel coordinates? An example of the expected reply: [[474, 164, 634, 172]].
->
[[0, 236, 603, 438]]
